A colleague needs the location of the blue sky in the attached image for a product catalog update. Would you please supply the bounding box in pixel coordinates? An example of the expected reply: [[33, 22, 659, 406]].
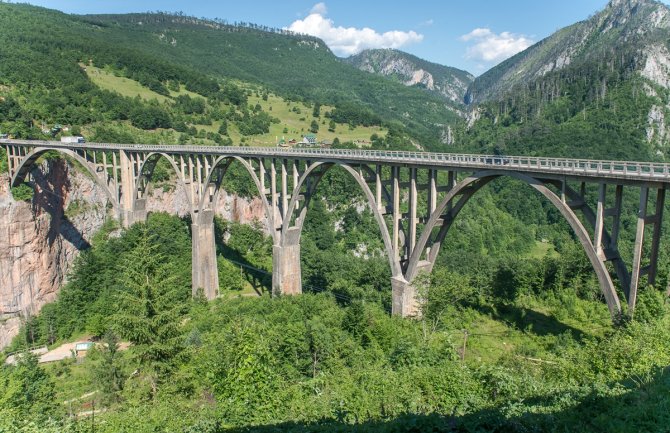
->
[[18, 0, 670, 75]]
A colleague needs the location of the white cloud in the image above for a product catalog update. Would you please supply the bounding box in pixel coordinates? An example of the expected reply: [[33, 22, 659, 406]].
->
[[420, 19, 434, 27], [460, 27, 533, 63], [310, 2, 327, 16], [288, 3, 423, 57]]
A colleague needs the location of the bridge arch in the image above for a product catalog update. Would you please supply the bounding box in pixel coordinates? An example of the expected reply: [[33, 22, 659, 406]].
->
[[282, 161, 403, 279], [11, 147, 119, 213], [134, 152, 193, 218], [405, 170, 622, 317], [200, 155, 275, 238]]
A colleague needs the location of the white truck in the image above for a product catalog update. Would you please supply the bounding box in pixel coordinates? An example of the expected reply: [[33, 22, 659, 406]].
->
[[60, 136, 85, 143]]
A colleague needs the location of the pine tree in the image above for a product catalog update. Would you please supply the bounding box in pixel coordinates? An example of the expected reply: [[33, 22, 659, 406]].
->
[[112, 227, 187, 397], [91, 331, 125, 404]]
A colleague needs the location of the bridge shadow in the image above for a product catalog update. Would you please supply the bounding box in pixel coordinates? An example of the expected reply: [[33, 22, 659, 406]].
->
[[473, 302, 586, 340], [29, 159, 91, 251], [218, 367, 668, 432], [211, 218, 272, 296]]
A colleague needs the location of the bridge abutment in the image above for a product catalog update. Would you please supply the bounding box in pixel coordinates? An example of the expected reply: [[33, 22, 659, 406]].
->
[[272, 228, 302, 297], [192, 210, 219, 300]]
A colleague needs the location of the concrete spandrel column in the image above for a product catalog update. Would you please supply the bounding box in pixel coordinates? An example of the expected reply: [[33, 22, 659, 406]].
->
[[391, 276, 419, 317], [272, 227, 302, 297], [191, 210, 218, 300]]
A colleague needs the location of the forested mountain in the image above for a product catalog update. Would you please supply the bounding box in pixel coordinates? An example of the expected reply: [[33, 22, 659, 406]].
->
[[0, 4, 462, 150], [465, 0, 670, 104], [457, 0, 670, 160], [344, 49, 474, 105]]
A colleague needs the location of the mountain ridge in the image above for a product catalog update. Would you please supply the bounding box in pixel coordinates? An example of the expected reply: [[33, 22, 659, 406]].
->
[[465, 0, 670, 104]]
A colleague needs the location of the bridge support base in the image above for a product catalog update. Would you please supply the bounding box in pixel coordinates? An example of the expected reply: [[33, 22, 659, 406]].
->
[[192, 210, 218, 300], [392, 277, 419, 317], [272, 239, 302, 297], [122, 198, 148, 228]]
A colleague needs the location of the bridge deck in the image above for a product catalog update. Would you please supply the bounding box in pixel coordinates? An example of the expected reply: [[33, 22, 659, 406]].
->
[[4, 139, 670, 185]]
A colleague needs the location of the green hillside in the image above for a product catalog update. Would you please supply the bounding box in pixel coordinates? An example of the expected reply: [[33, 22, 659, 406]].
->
[[2, 213, 668, 432], [0, 4, 456, 150]]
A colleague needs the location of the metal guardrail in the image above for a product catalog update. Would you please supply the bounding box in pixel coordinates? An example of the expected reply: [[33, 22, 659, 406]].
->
[[3, 139, 670, 181]]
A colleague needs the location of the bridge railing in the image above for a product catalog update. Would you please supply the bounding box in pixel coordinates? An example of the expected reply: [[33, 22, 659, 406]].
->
[[3, 139, 670, 180]]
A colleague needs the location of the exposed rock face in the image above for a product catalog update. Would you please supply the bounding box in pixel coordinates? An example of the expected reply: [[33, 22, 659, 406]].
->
[[0, 160, 108, 349], [144, 183, 268, 229], [344, 48, 474, 105], [0, 161, 268, 349]]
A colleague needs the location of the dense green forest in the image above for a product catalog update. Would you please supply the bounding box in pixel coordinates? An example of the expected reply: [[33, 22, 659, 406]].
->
[[1, 211, 668, 432]]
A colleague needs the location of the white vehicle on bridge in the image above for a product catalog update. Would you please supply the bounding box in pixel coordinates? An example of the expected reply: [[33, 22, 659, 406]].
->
[[60, 136, 85, 144]]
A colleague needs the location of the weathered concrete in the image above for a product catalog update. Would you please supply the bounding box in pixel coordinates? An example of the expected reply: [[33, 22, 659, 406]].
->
[[272, 227, 302, 296], [191, 210, 218, 299], [391, 277, 419, 317]]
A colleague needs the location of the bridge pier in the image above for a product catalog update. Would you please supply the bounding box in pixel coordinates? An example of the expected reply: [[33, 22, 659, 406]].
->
[[391, 277, 419, 317], [192, 210, 219, 300], [272, 228, 302, 297], [123, 197, 148, 227]]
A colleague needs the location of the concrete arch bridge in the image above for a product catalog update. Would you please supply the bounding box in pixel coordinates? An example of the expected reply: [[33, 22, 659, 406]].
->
[[3, 139, 669, 319]]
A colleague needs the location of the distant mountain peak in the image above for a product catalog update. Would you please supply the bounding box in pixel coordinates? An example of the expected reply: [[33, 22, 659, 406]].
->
[[344, 49, 473, 105]]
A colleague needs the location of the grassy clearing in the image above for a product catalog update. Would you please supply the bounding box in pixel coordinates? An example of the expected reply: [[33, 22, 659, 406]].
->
[[242, 92, 387, 146], [83, 64, 171, 103], [527, 240, 559, 259], [82, 66, 386, 148]]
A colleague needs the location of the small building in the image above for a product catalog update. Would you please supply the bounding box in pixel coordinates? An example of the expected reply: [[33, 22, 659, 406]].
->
[[300, 134, 317, 146], [75, 342, 95, 357], [0, 133, 8, 139], [288, 139, 297, 145]]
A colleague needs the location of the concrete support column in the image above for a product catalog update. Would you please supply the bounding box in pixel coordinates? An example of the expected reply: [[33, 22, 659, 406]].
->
[[272, 227, 302, 297], [119, 150, 136, 228], [191, 210, 218, 300], [126, 197, 148, 226], [391, 276, 419, 317]]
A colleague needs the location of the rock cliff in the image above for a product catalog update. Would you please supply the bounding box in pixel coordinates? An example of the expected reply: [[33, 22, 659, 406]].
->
[[344, 48, 473, 106], [466, 0, 670, 104], [0, 159, 108, 349]]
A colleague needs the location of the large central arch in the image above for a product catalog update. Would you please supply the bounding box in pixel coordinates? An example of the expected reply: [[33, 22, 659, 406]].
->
[[404, 170, 622, 316], [282, 166, 623, 318]]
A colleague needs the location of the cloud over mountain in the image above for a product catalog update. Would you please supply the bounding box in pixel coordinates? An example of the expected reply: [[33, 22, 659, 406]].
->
[[288, 3, 423, 57], [460, 28, 533, 64]]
